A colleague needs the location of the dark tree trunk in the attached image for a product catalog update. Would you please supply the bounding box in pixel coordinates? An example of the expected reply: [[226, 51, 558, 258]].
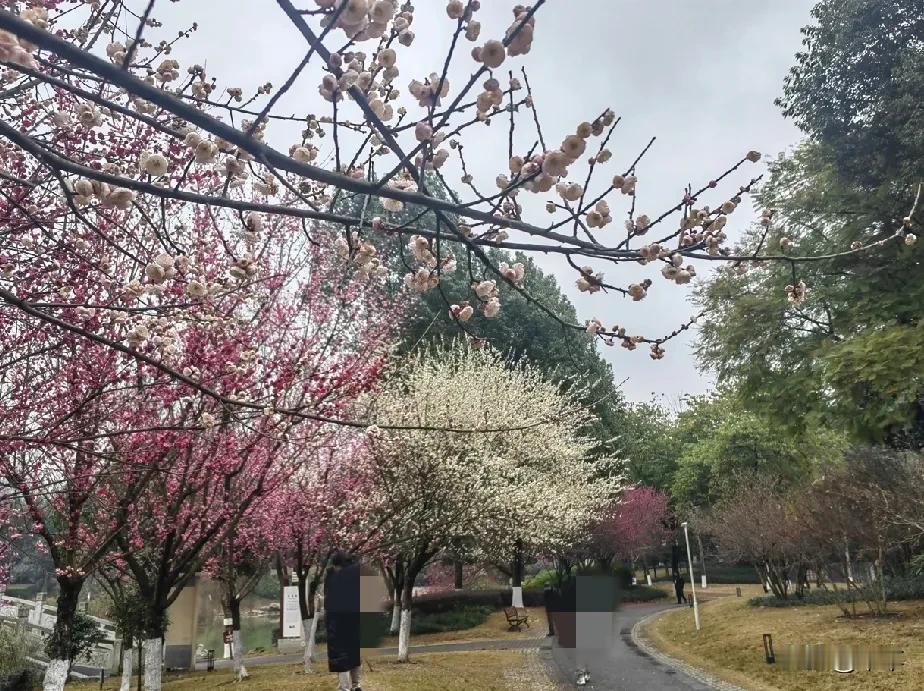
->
[[275, 551, 290, 641], [671, 542, 681, 577], [229, 596, 242, 632], [695, 532, 707, 581], [512, 541, 524, 588], [47, 577, 84, 662], [453, 559, 464, 590]]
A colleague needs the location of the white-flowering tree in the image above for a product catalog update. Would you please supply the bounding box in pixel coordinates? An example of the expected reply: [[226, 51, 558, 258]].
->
[[364, 343, 618, 660]]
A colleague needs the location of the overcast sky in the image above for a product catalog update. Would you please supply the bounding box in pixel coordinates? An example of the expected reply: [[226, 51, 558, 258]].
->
[[145, 0, 817, 406]]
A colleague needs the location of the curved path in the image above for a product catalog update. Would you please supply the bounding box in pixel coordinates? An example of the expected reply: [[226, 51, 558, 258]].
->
[[195, 601, 733, 690], [543, 601, 717, 690]]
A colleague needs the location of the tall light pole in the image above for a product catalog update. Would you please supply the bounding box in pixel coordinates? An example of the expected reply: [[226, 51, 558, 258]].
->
[[681, 521, 700, 631]]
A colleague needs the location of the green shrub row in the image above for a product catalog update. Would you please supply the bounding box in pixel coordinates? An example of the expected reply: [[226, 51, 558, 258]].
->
[[408, 581, 666, 615], [748, 576, 924, 608]]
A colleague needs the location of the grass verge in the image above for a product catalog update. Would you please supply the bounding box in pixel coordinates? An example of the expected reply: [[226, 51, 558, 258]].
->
[[74, 650, 557, 690], [644, 593, 924, 690]]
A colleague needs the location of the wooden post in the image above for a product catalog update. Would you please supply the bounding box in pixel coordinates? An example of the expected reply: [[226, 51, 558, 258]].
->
[[763, 634, 776, 664]]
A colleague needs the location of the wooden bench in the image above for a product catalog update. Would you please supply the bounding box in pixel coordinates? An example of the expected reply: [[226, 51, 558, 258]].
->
[[503, 606, 530, 631]]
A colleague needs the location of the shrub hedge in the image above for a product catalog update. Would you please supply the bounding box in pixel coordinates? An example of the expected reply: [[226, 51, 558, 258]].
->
[[748, 576, 924, 608], [620, 585, 667, 603], [406, 583, 665, 614]]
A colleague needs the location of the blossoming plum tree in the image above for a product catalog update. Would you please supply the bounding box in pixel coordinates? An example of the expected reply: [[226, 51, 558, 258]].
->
[[0, 107, 393, 690], [0, 0, 915, 397], [590, 486, 672, 575], [0, 1, 918, 687], [364, 345, 618, 661], [274, 435, 383, 673]]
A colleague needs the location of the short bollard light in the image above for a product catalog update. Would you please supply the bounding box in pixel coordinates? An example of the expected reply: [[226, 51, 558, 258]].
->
[[206, 649, 215, 672], [763, 634, 776, 664], [736, 587, 742, 598]]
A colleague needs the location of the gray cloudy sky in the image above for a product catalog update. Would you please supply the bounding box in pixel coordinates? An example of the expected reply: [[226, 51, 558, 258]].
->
[[149, 0, 816, 405]]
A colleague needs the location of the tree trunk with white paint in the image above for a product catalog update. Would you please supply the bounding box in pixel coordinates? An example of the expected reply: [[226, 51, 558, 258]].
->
[[397, 606, 412, 662], [143, 638, 162, 691], [119, 647, 132, 691], [42, 576, 87, 691], [301, 617, 318, 673], [231, 629, 249, 680], [389, 598, 401, 635], [42, 659, 69, 691], [226, 597, 249, 680], [397, 577, 414, 662]]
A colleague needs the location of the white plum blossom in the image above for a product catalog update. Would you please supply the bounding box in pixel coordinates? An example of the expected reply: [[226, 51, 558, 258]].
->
[[404, 267, 438, 293], [499, 262, 525, 285], [478, 40, 506, 69], [450, 303, 474, 322], [483, 296, 501, 318], [473, 280, 497, 299], [576, 267, 603, 294], [446, 0, 465, 19], [185, 280, 209, 299], [141, 152, 169, 177]]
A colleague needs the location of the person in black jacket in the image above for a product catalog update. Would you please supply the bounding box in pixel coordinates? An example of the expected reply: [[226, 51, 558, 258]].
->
[[325, 551, 362, 691], [674, 574, 687, 605]]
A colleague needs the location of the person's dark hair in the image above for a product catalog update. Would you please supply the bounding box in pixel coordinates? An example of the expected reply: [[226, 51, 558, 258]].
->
[[330, 550, 354, 568]]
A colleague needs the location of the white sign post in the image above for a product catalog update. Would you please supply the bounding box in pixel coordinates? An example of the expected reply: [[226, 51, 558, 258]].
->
[[222, 617, 233, 659], [282, 586, 301, 638]]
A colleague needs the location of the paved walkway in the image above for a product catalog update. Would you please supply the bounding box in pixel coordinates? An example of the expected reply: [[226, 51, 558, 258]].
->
[[544, 601, 717, 690], [198, 599, 737, 689]]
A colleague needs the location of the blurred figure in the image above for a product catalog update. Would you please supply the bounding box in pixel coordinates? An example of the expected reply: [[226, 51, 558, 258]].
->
[[325, 551, 362, 691], [548, 571, 618, 688], [674, 573, 687, 605]]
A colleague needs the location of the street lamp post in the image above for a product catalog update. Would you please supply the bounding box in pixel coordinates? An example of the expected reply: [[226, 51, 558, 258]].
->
[[681, 521, 701, 631]]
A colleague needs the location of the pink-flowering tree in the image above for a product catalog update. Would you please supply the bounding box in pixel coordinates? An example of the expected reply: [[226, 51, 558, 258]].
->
[[0, 324, 190, 690], [275, 436, 384, 673], [0, 106, 392, 691], [203, 482, 291, 682], [592, 486, 672, 576], [106, 243, 393, 691]]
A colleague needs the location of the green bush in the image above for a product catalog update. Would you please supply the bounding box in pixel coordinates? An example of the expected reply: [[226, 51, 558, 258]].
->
[[405, 587, 545, 614], [523, 569, 560, 589], [620, 585, 667, 603], [0, 626, 39, 686], [315, 605, 493, 642], [611, 564, 633, 590], [748, 576, 924, 608], [883, 576, 924, 601], [44, 611, 106, 662], [411, 605, 492, 634]]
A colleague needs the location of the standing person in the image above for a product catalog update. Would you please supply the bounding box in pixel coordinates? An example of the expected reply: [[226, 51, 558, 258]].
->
[[325, 551, 362, 691], [674, 573, 687, 605]]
